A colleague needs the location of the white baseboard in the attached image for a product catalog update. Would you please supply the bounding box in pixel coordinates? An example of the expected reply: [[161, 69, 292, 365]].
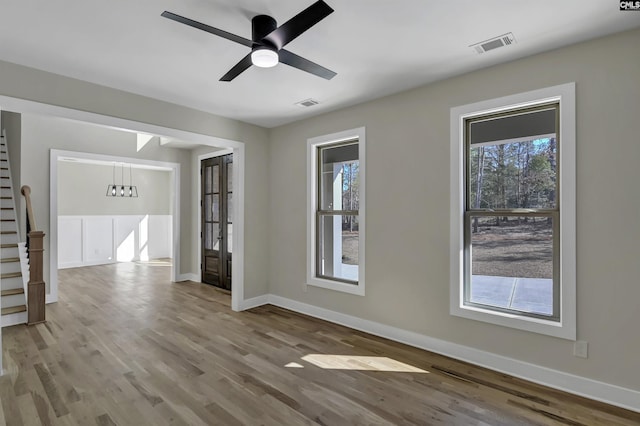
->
[[176, 273, 200, 282], [260, 294, 640, 414], [59, 259, 115, 270], [239, 295, 269, 310]]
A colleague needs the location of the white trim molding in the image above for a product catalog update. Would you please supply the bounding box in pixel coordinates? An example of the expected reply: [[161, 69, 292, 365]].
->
[[449, 83, 576, 340], [243, 294, 640, 414], [176, 273, 200, 282], [240, 295, 270, 311], [306, 127, 366, 296]]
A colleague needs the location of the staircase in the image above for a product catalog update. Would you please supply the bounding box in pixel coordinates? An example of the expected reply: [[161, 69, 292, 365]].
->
[[0, 138, 28, 326]]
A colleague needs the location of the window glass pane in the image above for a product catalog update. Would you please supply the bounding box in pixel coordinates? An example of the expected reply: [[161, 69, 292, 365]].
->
[[204, 223, 212, 250], [318, 214, 359, 282], [319, 144, 359, 211], [212, 195, 219, 222], [468, 110, 557, 210], [469, 215, 553, 316], [205, 166, 212, 193], [213, 165, 220, 193], [204, 195, 212, 222], [212, 223, 220, 251]]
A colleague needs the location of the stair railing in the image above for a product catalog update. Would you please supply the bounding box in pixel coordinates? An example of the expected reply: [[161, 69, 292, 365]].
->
[[20, 185, 46, 325]]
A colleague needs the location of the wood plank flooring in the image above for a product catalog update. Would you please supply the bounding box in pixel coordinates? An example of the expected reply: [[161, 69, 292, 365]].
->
[[1, 262, 639, 425]]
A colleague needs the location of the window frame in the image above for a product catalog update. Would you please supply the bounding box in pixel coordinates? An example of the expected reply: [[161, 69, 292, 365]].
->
[[450, 84, 576, 340], [307, 127, 366, 295]]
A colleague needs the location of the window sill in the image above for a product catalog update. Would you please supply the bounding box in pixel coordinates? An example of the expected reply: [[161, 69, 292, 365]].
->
[[451, 303, 575, 340], [307, 277, 365, 296]]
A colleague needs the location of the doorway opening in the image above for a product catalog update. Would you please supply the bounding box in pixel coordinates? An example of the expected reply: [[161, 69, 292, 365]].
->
[[55, 154, 176, 275]]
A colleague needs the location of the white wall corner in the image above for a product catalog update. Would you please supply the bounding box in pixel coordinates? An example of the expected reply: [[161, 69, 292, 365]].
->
[[176, 273, 200, 283], [239, 295, 270, 311]]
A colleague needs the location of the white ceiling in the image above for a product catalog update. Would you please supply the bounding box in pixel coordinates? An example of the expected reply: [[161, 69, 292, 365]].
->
[[0, 1, 638, 128]]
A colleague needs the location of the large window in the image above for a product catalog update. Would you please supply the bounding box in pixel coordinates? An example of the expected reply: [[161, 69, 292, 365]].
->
[[307, 128, 365, 295], [450, 84, 576, 339]]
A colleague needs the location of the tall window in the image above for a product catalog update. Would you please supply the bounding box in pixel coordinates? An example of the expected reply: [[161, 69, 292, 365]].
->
[[450, 84, 575, 339], [465, 104, 559, 319], [308, 128, 365, 295]]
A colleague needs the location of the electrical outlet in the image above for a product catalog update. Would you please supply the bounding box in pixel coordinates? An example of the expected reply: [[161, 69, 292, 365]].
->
[[573, 341, 588, 358]]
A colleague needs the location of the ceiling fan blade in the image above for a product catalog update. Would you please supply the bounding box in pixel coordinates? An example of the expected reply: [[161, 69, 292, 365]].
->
[[262, 1, 333, 50], [220, 53, 253, 82], [279, 49, 336, 80], [161, 11, 254, 48]]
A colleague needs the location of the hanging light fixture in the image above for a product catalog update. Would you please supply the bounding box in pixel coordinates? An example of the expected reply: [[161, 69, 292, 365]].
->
[[128, 164, 138, 197], [105, 162, 138, 197], [106, 162, 118, 196], [120, 163, 125, 196]]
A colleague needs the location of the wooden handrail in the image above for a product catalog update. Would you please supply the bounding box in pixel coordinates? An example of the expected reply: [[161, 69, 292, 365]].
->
[[20, 184, 46, 325], [21, 185, 36, 231]]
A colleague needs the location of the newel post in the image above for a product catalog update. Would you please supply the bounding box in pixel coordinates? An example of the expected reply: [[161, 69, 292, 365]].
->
[[27, 230, 46, 325], [21, 185, 46, 325]]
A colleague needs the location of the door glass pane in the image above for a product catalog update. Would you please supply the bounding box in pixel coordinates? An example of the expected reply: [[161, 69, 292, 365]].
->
[[227, 224, 232, 254], [204, 223, 212, 250], [213, 165, 220, 193], [212, 195, 219, 221], [227, 162, 233, 192], [205, 166, 212, 193], [204, 194, 212, 221], [469, 215, 553, 316], [319, 143, 359, 211], [212, 223, 220, 251], [317, 214, 359, 282], [227, 193, 233, 223]]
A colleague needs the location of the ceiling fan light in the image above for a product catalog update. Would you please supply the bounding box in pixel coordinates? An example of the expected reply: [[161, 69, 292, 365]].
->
[[251, 48, 278, 68]]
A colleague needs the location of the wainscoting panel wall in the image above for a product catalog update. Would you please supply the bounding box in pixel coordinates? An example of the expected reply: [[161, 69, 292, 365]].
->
[[58, 215, 172, 269]]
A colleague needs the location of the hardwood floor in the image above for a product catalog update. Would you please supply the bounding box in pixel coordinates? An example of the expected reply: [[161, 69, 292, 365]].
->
[[1, 262, 639, 426]]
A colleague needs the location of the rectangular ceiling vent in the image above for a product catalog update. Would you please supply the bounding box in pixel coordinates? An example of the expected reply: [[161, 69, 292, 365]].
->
[[295, 98, 319, 107], [471, 33, 516, 54]]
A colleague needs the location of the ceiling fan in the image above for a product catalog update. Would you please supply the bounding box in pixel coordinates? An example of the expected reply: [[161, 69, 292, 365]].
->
[[161, 1, 337, 82]]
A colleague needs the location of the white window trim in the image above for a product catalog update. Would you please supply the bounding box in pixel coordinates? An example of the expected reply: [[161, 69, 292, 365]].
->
[[450, 83, 576, 340], [307, 127, 366, 296]]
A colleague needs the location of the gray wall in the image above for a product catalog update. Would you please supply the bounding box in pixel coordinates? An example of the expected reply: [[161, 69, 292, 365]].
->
[[58, 162, 171, 216], [0, 61, 269, 299], [267, 28, 640, 391]]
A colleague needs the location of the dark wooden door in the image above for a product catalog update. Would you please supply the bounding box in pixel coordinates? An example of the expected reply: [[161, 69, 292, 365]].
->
[[201, 154, 233, 290]]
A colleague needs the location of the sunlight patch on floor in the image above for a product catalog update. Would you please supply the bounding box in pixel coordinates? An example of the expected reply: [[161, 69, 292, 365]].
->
[[292, 354, 429, 373]]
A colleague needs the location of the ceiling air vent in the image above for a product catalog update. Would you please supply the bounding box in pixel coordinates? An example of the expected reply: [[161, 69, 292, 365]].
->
[[295, 98, 319, 107], [471, 33, 516, 54]]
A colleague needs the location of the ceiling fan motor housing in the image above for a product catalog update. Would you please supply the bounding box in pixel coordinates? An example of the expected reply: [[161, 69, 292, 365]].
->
[[252, 15, 277, 47]]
